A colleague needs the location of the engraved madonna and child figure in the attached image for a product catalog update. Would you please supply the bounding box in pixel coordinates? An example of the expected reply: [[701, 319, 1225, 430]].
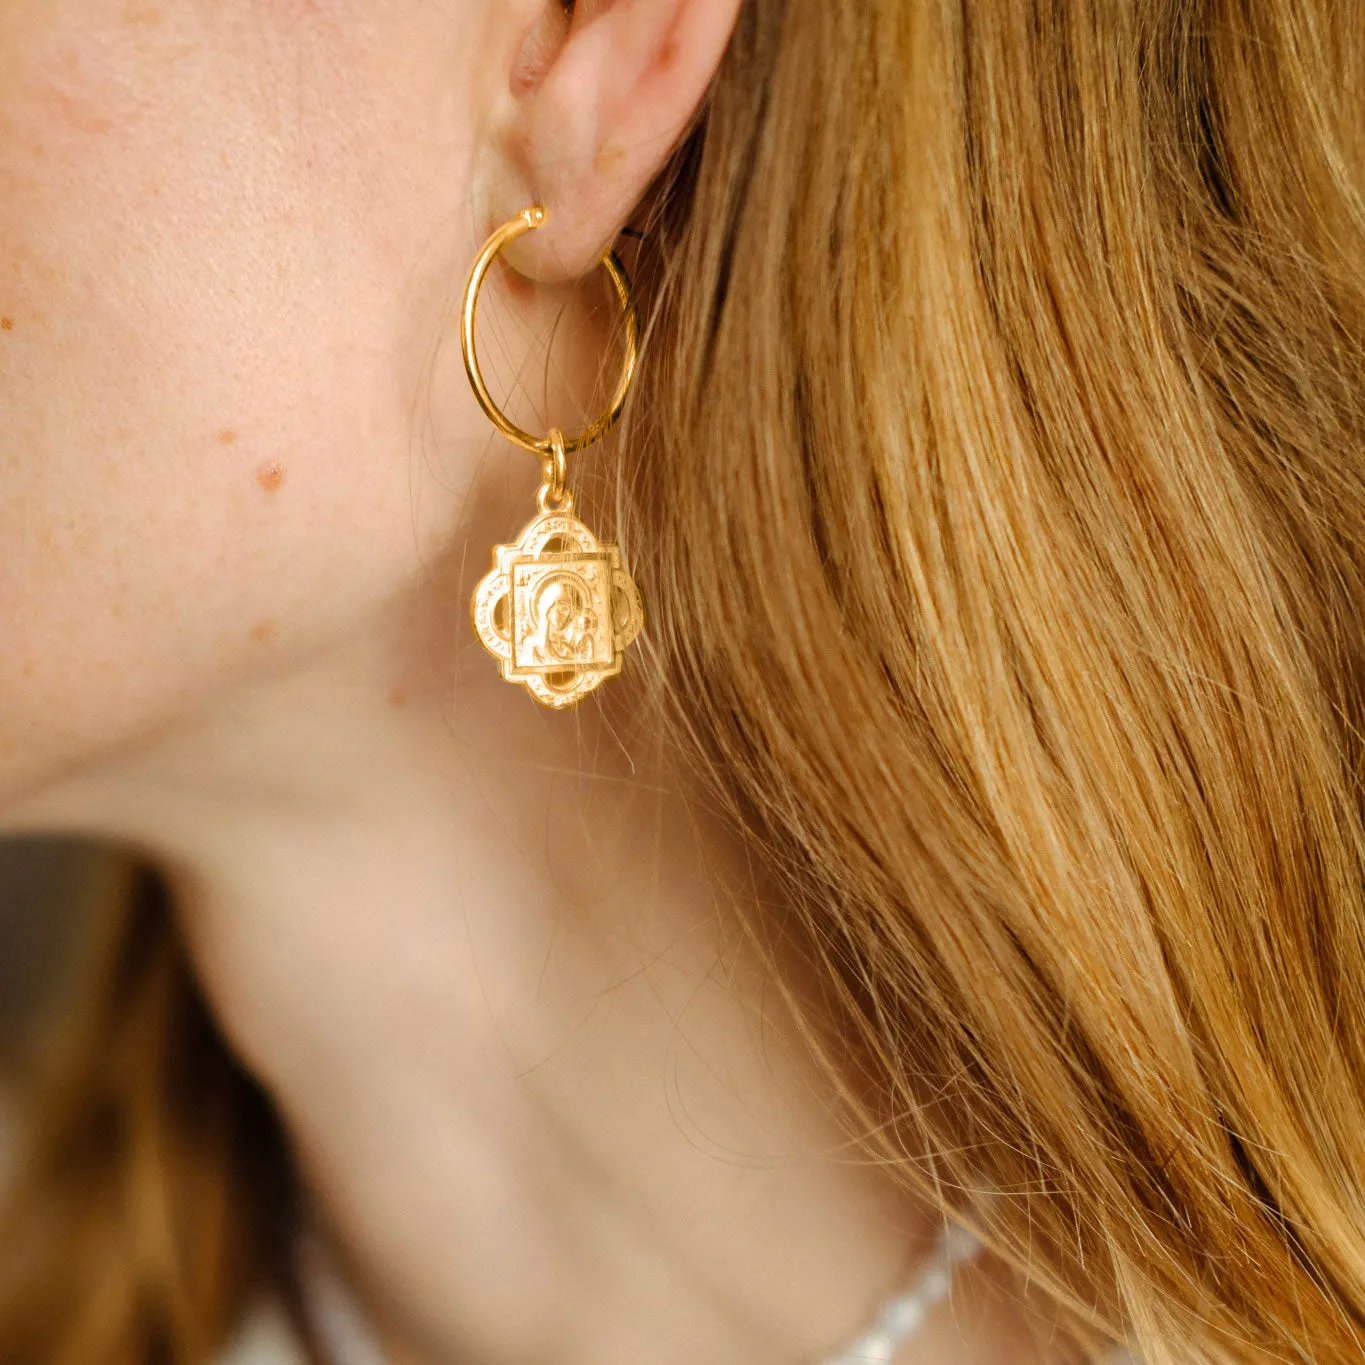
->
[[462, 206, 645, 710], [471, 504, 644, 709]]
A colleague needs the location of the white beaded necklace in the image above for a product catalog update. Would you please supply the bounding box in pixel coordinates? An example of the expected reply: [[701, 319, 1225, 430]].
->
[[825, 1220, 984, 1364], [300, 1218, 984, 1365]]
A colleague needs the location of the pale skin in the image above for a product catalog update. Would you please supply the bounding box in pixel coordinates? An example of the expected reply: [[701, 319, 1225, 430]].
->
[[0, 2, 1057, 1362]]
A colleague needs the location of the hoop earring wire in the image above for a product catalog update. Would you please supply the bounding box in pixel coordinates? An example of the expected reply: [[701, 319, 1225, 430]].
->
[[460, 204, 639, 459]]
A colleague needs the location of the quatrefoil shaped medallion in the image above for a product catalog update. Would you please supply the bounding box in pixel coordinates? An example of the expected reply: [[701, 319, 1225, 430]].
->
[[471, 511, 645, 709]]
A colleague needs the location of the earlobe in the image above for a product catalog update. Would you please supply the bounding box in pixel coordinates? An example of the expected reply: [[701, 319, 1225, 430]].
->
[[488, 0, 742, 280]]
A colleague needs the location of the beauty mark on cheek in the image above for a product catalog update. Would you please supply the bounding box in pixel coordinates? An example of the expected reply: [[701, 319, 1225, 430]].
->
[[0, 319, 12, 331]]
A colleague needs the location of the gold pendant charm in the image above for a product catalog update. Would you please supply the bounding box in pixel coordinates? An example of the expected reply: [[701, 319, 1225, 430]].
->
[[471, 505, 644, 710]]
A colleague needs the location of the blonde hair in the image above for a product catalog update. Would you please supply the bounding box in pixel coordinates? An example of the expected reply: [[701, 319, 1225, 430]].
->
[[6, 1, 1365, 1361]]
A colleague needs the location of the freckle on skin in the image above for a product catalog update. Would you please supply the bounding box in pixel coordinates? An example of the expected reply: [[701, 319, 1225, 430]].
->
[[218, 427, 237, 445], [389, 686, 408, 708], [256, 462, 285, 493], [46, 88, 115, 136], [250, 620, 277, 645], [0, 318, 11, 331]]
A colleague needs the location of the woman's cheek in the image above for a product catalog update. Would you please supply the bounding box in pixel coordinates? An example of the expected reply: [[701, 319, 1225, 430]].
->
[[0, 2, 448, 800]]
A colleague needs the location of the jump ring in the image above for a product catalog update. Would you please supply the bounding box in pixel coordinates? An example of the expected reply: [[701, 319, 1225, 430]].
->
[[538, 428, 572, 514], [461, 206, 639, 458]]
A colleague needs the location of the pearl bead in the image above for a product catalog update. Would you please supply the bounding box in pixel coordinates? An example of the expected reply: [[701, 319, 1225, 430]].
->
[[943, 1223, 982, 1263], [879, 1292, 927, 1337], [918, 1265, 952, 1302]]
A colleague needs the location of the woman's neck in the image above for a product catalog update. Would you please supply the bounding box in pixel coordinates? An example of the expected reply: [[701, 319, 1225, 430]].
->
[[4, 557, 1012, 1364]]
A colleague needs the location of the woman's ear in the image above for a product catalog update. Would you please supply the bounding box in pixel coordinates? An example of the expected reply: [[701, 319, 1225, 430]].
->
[[485, 0, 742, 279]]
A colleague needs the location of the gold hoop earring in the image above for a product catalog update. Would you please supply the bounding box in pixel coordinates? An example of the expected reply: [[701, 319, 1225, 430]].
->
[[462, 206, 645, 710]]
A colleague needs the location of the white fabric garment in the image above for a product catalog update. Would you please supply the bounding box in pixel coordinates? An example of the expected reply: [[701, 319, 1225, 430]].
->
[[219, 1300, 303, 1365]]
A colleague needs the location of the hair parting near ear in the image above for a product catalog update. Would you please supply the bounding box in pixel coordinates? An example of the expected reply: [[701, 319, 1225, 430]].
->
[[5, 1, 1365, 1362]]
